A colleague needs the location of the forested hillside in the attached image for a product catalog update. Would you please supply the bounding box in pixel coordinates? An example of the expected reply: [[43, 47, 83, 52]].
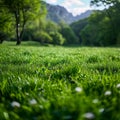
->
[[0, 0, 120, 46], [71, 0, 120, 46]]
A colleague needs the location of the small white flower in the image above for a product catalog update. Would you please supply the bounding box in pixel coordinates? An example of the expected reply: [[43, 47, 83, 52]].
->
[[11, 101, 20, 108], [29, 99, 37, 105], [92, 99, 99, 104], [116, 84, 120, 89], [99, 108, 104, 113], [83, 112, 95, 119], [39, 105, 44, 109], [25, 92, 29, 96], [104, 91, 112, 96], [75, 87, 82, 92]]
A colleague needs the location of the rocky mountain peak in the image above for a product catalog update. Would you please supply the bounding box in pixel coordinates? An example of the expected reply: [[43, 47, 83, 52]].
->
[[46, 3, 93, 24]]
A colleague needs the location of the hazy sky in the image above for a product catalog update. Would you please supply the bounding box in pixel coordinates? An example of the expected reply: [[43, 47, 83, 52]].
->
[[45, 0, 94, 16]]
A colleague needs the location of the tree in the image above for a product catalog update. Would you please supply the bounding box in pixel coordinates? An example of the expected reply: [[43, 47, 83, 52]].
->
[[61, 27, 79, 44], [0, 0, 45, 45], [80, 10, 117, 46], [45, 20, 60, 33], [90, 0, 120, 7], [0, 7, 13, 43], [70, 18, 89, 44], [33, 31, 53, 44], [59, 22, 79, 45], [90, 0, 120, 45], [50, 32, 65, 45]]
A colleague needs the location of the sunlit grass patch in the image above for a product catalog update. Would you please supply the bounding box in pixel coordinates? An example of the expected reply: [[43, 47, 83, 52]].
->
[[0, 43, 120, 120], [90, 62, 120, 74]]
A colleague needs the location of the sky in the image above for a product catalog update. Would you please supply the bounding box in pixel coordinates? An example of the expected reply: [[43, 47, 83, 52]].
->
[[44, 0, 95, 16]]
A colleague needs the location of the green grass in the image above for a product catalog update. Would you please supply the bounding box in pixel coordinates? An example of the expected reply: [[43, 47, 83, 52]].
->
[[0, 42, 120, 120]]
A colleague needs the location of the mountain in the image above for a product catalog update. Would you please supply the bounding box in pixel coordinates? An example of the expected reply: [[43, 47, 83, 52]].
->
[[46, 3, 93, 24], [74, 10, 93, 21], [46, 3, 74, 24]]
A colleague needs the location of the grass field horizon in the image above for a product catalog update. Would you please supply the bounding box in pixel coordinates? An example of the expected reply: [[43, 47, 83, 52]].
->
[[0, 41, 120, 120]]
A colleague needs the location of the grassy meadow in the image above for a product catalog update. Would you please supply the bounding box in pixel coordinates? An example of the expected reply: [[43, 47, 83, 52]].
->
[[0, 42, 120, 120]]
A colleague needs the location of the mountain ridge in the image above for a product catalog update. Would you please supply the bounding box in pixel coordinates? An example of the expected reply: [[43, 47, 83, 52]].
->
[[46, 3, 93, 24]]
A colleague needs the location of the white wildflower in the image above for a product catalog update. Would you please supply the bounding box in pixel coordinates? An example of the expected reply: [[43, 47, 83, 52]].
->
[[39, 105, 44, 109], [116, 84, 120, 89], [75, 87, 82, 92], [83, 112, 95, 119], [99, 108, 104, 113], [92, 99, 99, 104], [29, 99, 37, 105], [104, 91, 111, 96], [25, 92, 29, 96], [11, 101, 20, 108]]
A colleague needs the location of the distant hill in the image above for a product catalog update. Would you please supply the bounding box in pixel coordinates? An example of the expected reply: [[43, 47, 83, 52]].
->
[[46, 3, 93, 24]]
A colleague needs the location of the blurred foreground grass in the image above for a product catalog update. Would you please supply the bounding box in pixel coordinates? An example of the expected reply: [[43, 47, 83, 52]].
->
[[0, 41, 120, 120]]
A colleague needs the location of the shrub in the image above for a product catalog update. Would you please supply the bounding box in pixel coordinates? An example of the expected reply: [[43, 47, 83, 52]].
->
[[50, 32, 65, 45], [60, 27, 79, 44], [34, 31, 53, 44]]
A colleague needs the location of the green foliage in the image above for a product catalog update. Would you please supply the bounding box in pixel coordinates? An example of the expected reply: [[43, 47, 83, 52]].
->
[[0, 8, 14, 43], [34, 31, 53, 44], [117, 33, 120, 45], [0, 42, 120, 120], [0, 32, 6, 43], [70, 0, 120, 46], [50, 32, 65, 45], [80, 9, 120, 46], [22, 29, 34, 41], [89, 0, 120, 46], [70, 18, 88, 43], [0, 0, 46, 45], [90, 0, 120, 7], [80, 24, 97, 46], [28, 19, 66, 45], [45, 20, 60, 33], [29, 20, 66, 45], [61, 26, 79, 44]]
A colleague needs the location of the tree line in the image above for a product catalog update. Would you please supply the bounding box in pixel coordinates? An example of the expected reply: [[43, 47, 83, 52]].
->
[[0, 0, 120, 46], [71, 0, 120, 46], [0, 0, 78, 45]]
